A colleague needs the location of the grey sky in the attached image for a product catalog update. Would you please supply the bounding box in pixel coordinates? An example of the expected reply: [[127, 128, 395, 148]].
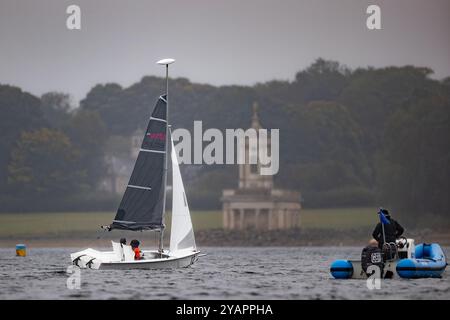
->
[[1, 0, 449, 103]]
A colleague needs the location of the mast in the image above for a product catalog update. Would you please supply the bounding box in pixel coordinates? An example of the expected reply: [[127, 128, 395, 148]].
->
[[156, 58, 175, 254]]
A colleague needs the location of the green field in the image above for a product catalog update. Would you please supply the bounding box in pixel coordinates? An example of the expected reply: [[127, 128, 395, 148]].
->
[[0, 208, 376, 238], [301, 207, 375, 229]]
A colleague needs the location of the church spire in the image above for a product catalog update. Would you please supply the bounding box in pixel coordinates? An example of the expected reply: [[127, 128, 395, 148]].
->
[[251, 102, 261, 129]]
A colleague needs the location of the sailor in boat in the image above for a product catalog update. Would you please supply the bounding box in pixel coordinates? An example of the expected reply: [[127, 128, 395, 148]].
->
[[372, 208, 404, 249], [360, 238, 383, 276], [130, 239, 143, 260]]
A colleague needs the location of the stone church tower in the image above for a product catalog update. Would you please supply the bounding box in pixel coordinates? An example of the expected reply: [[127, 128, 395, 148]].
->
[[239, 103, 273, 190], [221, 103, 302, 230]]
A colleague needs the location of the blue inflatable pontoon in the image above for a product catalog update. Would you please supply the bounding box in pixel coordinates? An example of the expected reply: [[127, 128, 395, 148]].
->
[[330, 260, 354, 279], [396, 243, 447, 278]]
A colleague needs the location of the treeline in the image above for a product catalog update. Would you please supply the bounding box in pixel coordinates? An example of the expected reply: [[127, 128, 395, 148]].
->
[[0, 90, 117, 211], [1, 59, 449, 224]]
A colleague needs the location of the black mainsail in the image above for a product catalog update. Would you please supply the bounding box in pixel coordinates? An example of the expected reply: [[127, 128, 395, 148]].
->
[[110, 95, 167, 231]]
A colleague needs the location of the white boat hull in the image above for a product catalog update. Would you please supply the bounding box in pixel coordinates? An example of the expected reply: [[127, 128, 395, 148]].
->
[[70, 246, 200, 270], [99, 251, 199, 270]]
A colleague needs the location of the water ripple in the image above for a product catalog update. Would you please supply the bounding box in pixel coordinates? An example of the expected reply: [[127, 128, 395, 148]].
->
[[0, 247, 449, 299]]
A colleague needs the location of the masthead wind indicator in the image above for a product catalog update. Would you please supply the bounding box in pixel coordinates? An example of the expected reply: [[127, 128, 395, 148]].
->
[[157, 58, 175, 65]]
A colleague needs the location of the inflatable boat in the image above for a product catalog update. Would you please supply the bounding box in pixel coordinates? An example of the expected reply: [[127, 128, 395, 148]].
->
[[396, 243, 447, 278], [330, 239, 447, 279]]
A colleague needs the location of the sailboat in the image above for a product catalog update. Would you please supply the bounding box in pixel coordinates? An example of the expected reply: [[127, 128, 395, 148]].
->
[[70, 59, 200, 269]]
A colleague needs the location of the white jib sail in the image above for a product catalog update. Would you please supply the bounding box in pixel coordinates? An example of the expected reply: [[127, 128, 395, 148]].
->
[[169, 136, 196, 253]]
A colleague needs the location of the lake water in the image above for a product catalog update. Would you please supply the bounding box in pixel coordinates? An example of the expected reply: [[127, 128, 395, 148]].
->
[[0, 247, 449, 300]]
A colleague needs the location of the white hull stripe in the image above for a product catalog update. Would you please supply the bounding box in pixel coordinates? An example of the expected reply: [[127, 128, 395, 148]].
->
[[140, 148, 165, 154], [150, 117, 167, 123], [127, 184, 152, 191], [159, 96, 167, 103]]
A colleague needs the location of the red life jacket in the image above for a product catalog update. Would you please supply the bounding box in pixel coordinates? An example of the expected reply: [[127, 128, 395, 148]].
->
[[133, 247, 141, 260]]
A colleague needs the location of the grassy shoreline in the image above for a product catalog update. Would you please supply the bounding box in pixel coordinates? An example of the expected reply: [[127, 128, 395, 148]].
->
[[0, 208, 376, 237], [1, 208, 448, 247]]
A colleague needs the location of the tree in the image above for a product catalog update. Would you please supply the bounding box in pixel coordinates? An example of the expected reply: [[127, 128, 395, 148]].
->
[[64, 110, 108, 188], [0, 85, 44, 192], [8, 128, 87, 197], [40, 92, 73, 127], [277, 101, 373, 207], [377, 85, 450, 220], [293, 58, 350, 103], [339, 66, 436, 186]]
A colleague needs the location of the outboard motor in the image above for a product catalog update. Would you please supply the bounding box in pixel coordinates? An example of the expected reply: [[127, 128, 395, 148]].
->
[[361, 245, 384, 276], [396, 237, 415, 259], [382, 242, 398, 261]]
